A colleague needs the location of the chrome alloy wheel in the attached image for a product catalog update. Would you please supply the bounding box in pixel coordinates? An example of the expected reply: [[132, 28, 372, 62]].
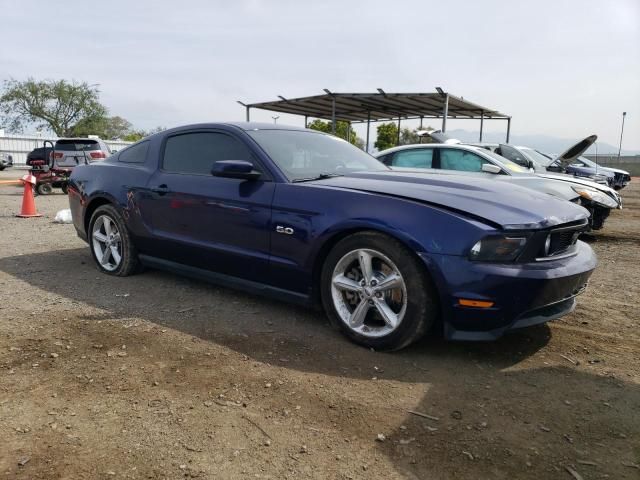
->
[[330, 248, 408, 338], [91, 215, 122, 272]]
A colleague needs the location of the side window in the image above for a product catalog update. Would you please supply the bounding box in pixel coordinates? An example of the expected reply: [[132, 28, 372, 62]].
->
[[162, 132, 253, 175], [119, 141, 149, 164], [439, 149, 487, 172], [391, 149, 433, 169]]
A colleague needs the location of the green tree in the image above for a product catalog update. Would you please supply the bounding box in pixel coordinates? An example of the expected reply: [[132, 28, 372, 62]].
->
[[399, 127, 418, 145], [374, 122, 398, 151], [70, 115, 133, 140], [122, 126, 165, 142], [307, 119, 361, 147], [0, 78, 107, 136], [399, 126, 435, 145]]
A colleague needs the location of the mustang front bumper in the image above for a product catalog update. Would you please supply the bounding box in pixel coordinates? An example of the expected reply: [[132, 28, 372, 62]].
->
[[421, 240, 597, 340]]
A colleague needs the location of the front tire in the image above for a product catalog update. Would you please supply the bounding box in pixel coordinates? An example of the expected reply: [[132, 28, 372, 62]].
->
[[88, 204, 140, 276], [321, 231, 439, 351]]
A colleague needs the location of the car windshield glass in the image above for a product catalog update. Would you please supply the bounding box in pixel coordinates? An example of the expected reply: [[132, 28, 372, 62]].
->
[[476, 148, 529, 173], [577, 156, 597, 167], [248, 129, 388, 181], [521, 148, 555, 167], [55, 140, 100, 151]]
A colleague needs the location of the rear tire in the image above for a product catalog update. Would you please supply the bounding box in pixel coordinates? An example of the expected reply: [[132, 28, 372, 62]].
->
[[321, 231, 439, 351], [36, 183, 53, 195], [61, 184, 69, 195], [88, 204, 140, 276]]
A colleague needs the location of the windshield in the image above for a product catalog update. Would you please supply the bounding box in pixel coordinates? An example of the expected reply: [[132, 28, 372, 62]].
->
[[520, 148, 555, 167], [476, 148, 529, 173], [577, 156, 597, 167], [248, 129, 388, 181], [55, 140, 100, 151]]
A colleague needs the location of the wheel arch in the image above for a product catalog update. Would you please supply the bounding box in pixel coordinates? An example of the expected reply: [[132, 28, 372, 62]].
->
[[84, 195, 117, 235], [310, 226, 439, 307]]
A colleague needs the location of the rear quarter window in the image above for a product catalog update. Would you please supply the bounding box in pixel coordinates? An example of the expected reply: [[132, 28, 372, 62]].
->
[[118, 141, 149, 164]]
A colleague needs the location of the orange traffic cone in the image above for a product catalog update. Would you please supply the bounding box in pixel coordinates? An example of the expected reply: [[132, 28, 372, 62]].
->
[[16, 174, 42, 218]]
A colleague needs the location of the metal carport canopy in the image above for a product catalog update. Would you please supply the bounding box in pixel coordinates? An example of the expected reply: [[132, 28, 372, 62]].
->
[[239, 89, 512, 147], [238, 87, 511, 145]]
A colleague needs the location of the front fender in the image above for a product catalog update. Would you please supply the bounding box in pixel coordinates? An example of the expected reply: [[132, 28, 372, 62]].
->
[[268, 183, 493, 295]]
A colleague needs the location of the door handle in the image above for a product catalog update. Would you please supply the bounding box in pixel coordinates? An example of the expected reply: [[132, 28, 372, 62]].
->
[[151, 184, 171, 195]]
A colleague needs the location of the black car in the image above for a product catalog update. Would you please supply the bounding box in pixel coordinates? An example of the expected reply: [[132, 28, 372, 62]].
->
[[0, 152, 13, 170]]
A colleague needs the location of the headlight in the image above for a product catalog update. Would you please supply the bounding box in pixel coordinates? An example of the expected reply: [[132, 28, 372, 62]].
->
[[572, 186, 618, 209], [469, 235, 528, 262]]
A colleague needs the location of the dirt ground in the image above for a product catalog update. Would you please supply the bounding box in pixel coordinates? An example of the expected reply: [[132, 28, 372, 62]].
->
[[0, 170, 638, 480]]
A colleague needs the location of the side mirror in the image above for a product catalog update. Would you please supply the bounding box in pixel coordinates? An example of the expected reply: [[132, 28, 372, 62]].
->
[[211, 160, 261, 180], [481, 163, 502, 174]]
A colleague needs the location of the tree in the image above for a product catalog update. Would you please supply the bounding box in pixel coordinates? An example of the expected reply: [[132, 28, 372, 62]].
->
[[121, 126, 165, 142], [307, 119, 362, 147], [70, 115, 133, 140], [374, 122, 398, 151], [0, 78, 107, 136]]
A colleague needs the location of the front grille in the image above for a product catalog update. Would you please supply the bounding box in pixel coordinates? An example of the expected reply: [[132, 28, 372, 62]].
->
[[615, 172, 631, 182], [549, 230, 577, 255], [535, 223, 585, 260]]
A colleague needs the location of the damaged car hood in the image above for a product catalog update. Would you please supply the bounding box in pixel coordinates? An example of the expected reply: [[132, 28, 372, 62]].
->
[[310, 171, 589, 230]]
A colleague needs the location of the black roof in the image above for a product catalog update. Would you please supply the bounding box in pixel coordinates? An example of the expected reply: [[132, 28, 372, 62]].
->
[[244, 91, 509, 123]]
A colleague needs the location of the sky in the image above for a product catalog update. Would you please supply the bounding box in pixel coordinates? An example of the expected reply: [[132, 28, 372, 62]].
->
[[1, 0, 639, 151]]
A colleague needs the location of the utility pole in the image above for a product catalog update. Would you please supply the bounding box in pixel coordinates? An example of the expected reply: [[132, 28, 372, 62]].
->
[[617, 112, 627, 161]]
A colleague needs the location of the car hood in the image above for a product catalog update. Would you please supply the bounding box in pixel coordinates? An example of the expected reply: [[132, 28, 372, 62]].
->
[[553, 135, 597, 168], [536, 172, 618, 195], [600, 166, 630, 176], [310, 171, 589, 230]]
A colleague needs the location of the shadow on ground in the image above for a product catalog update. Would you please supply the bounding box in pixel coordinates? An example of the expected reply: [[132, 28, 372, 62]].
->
[[1, 248, 638, 479]]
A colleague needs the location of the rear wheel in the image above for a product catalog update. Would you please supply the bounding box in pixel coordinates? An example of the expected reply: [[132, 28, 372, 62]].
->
[[61, 183, 69, 195], [36, 183, 53, 195], [89, 205, 140, 276], [321, 231, 439, 351]]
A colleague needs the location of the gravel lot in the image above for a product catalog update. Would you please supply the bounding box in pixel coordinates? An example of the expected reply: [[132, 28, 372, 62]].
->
[[0, 169, 638, 479]]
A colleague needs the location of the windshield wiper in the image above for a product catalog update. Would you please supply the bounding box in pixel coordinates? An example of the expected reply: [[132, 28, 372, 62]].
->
[[292, 173, 343, 183]]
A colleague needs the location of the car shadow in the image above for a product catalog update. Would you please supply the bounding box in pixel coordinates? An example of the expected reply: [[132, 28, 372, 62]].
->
[[1, 248, 638, 478], [0, 247, 552, 379]]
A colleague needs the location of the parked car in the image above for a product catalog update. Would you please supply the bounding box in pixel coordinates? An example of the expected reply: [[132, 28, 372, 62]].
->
[[69, 123, 597, 350], [51, 138, 111, 166], [568, 156, 631, 190], [471, 136, 615, 187], [0, 152, 13, 170], [376, 142, 621, 230], [26, 138, 111, 194]]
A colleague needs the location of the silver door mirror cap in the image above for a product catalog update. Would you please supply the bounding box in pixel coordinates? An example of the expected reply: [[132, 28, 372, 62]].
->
[[482, 163, 502, 174]]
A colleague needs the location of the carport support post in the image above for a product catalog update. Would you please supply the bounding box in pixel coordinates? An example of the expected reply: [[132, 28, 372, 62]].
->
[[419, 115, 424, 129], [479, 111, 484, 141], [331, 97, 336, 135], [442, 94, 449, 132], [347, 122, 351, 143], [246, 106, 251, 122], [304, 115, 308, 128], [365, 111, 371, 152], [506, 117, 511, 143], [396, 117, 401, 146]]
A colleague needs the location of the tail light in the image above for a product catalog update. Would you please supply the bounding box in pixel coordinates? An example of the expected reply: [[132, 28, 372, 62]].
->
[[89, 151, 106, 159], [50, 152, 64, 159]]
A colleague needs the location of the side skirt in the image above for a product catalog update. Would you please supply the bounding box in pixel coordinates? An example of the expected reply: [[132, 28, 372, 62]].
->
[[138, 254, 312, 306]]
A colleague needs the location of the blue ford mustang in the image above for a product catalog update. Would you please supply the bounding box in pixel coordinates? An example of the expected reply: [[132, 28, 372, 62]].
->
[[68, 123, 597, 350]]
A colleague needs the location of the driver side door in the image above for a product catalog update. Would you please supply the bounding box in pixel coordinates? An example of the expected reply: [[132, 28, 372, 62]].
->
[[142, 129, 274, 282]]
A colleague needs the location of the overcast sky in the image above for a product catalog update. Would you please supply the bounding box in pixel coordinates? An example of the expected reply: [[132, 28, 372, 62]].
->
[[1, 0, 638, 150]]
